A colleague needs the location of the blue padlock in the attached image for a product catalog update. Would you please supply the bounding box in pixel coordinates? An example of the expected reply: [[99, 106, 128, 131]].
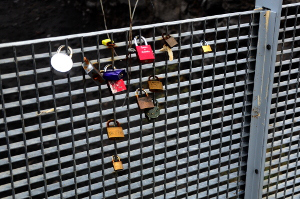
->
[[103, 64, 127, 81]]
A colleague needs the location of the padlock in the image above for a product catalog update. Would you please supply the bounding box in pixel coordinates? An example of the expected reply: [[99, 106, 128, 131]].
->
[[102, 39, 115, 47], [134, 36, 155, 64], [200, 40, 212, 53], [106, 119, 125, 140], [107, 79, 127, 94], [82, 57, 105, 85], [135, 88, 155, 110], [112, 155, 123, 171], [162, 33, 178, 48], [145, 100, 160, 120], [148, 75, 163, 92], [103, 64, 127, 81], [51, 45, 73, 75]]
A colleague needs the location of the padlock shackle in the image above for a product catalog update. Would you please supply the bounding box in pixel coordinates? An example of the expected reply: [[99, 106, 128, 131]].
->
[[200, 40, 208, 46], [135, 88, 148, 98], [134, 36, 148, 46], [162, 33, 170, 40], [57, 45, 73, 58], [148, 75, 160, 81], [112, 155, 121, 163], [104, 64, 116, 72], [107, 119, 121, 127]]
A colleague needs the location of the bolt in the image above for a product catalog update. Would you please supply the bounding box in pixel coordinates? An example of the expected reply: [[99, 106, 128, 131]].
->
[[266, 45, 271, 50], [255, 169, 259, 174]]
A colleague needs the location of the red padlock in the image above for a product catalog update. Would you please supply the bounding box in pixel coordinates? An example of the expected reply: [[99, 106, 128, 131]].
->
[[134, 36, 155, 64]]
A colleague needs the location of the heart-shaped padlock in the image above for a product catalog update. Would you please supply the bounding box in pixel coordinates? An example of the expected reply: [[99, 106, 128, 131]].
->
[[51, 45, 73, 75], [145, 100, 160, 120]]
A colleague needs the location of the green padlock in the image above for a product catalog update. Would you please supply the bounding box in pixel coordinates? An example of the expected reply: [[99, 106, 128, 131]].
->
[[145, 100, 160, 120]]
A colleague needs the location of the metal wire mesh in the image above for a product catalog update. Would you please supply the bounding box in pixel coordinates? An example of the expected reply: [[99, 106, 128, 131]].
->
[[0, 10, 258, 199], [263, 3, 300, 199]]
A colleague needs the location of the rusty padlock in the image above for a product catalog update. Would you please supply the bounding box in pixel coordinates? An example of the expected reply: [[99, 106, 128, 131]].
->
[[135, 88, 155, 110], [134, 36, 155, 64], [148, 75, 163, 92], [200, 40, 212, 53], [112, 155, 123, 171], [106, 119, 125, 140], [82, 57, 105, 85], [162, 33, 178, 48]]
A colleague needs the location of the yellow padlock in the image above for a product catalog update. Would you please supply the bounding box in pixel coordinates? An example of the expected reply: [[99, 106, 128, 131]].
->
[[200, 40, 212, 53], [112, 155, 123, 171], [102, 39, 115, 47]]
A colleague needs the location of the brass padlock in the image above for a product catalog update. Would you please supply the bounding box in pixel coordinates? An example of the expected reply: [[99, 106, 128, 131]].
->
[[106, 119, 125, 140], [112, 155, 123, 171], [200, 40, 212, 53], [162, 33, 178, 48], [135, 88, 155, 110], [148, 75, 163, 92]]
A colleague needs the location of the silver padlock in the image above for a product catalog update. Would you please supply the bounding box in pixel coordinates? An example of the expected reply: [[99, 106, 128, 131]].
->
[[51, 45, 73, 75]]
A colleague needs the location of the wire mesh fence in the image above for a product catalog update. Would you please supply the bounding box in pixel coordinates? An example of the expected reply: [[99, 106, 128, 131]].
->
[[1, 2, 299, 199], [263, 3, 300, 199], [0, 9, 259, 199]]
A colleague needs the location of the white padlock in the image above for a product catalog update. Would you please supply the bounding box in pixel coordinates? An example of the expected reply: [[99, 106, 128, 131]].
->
[[51, 45, 73, 75]]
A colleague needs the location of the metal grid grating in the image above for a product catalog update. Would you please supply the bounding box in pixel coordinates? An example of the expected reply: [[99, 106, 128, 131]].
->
[[263, 2, 300, 199], [0, 11, 258, 199]]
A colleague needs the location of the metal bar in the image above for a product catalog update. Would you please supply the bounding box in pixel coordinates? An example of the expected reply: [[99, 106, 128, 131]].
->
[[65, 39, 78, 198], [31, 44, 48, 199], [48, 41, 64, 199], [244, 0, 283, 198], [15, 45, 33, 199], [174, 23, 182, 199], [80, 37, 92, 199], [96, 34, 106, 198]]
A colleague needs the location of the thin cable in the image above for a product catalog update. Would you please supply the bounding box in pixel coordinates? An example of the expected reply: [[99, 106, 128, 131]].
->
[[99, 0, 110, 39], [128, 0, 139, 47]]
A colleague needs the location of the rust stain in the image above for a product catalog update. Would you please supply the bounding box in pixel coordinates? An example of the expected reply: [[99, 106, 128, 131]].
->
[[265, 10, 270, 31], [252, 106, 261, 118]]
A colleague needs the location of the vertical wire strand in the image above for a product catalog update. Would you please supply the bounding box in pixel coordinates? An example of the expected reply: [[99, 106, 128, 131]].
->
[[96, 34, 106, 198], [138, 29, 144, 198], [125, 30, 132, 199], [217, 16, 230, 198], [214, 17, 223, 197], [110, 32, 119, 198], [237, 13, 254, 198], [267, 7, 288, 199], [163, 25, 169, 199], [80, 37, 92, 198], [175, 23, 182, 199], [48, 42, 64, 198], [30, 44, 49, 199], [196, 21, 205, 198], [185, 21, 194, 198], [12, 46, 33, 199], [151, 26, 156, 198], [226, 14, 241, 198], [65, 40, 78, 199], [0, 50, 16, 199]]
